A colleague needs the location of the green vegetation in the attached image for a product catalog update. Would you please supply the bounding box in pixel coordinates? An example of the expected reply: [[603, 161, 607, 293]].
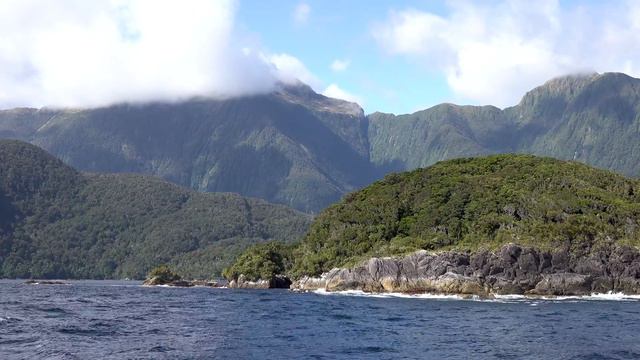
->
[[0, 140, 311, 279], [148, 265, 181, 282], [0, 83, 373, 213], [291, 154, 640, 276], [222, 242, 293, 281], [3, 73, 640, 214], [368, 73, 640, 179], [228, 154, 640, 279]]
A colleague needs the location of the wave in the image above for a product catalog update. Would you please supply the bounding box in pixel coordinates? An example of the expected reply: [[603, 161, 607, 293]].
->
[[312, 289, 640, 302], [313, 289, 469, 300]]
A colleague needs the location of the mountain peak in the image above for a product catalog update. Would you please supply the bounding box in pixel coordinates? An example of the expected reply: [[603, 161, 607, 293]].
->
[[274, 81, 364, 118], [517, 72, 599, 106]]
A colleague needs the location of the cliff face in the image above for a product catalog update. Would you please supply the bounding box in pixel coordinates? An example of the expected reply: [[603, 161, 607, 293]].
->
[[292, 243, 640, 296]]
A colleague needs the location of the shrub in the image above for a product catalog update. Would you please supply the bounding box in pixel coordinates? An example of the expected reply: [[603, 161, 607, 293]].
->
[[223, 242, 293, 281], [147, 265, 181, 283]]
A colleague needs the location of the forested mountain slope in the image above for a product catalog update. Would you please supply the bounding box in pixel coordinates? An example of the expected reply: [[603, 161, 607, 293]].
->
[[0, 83, 374, 213], [0, 140, 311, 279], [2, 73, 640, 213]]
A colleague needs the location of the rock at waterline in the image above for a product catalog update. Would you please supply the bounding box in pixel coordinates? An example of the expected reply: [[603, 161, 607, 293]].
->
[[24, 280, 69, 285], [291, 243, 640, 296], [142, 276, 222, 287], [228, 274, 292, 289]]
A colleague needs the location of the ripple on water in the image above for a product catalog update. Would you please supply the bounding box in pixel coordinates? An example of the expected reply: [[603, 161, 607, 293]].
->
[[330, 313, 353, 320], [57, 325, 115, 337], [0, 316, 24, 324], [0, 336, 39, 346], [149, 345, 176, 353], [342, 346, 397, 355], [2, 280, 640, 359], [382, 316, 405, 322]]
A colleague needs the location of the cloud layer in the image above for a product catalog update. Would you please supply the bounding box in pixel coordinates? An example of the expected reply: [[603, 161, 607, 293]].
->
[[0, 0, 310, 109], [373, 0, 640, 107], [322, 84, 363, 105]]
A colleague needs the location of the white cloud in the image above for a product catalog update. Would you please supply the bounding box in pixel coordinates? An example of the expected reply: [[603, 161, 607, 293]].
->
[[268, 53, 321, 89], [322, 84, 363, 105], [0, 0, 321, 109], [372, 0, 640, 107], [293, 3, 311, 25], [330, 59, 350, 72]]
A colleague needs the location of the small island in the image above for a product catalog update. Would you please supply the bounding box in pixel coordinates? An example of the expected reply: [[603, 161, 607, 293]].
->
[[24, 280, 69, 285], [143, 265, 222, 288], [223, 242, 293, 289], [225, 154, 640, 296]]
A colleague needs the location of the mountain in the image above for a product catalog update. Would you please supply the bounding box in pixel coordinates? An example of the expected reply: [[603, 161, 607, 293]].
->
[[368, 104, 513, 171], [369, 72, 640, 177], [228, 155, 640, 295], [0, 83, 375, 214], [0, 140, 311, 279], [2, 72, 640, 213]]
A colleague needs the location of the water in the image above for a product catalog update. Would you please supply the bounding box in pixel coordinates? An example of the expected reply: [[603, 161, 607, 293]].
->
[[2, 280, 640, 359]]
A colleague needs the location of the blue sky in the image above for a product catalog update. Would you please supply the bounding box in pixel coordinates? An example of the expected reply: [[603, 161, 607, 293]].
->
[[235, 0, 638, 114], [1, 0, 639, 113], [236, 1, 454, 114]]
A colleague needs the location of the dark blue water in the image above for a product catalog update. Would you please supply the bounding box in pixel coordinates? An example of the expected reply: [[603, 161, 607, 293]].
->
[[2, 280, 640, 359]]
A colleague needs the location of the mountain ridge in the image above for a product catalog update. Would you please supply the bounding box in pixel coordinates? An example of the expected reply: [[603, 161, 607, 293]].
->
[[368, 71, 640, 175], [2, 72, 640, 213]]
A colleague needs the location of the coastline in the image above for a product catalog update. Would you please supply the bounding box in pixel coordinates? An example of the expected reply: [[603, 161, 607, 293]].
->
[[309, 288, 640, 302], [289, 243, 640, 297]]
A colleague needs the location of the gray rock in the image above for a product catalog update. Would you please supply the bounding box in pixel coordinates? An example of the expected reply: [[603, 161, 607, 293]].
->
[[24, 280, 69, 285], [291, 243, 640, 296], [143, 277, 224, 287], [529, 273, 592, 295], [228, 274, 292, 289]]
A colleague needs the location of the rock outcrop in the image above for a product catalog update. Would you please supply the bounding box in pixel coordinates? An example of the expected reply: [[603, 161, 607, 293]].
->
[[24, 280, 69, 285], [291, 243, 640, 296], [228, 274, 292, 289], [142, 277, 222, 287]]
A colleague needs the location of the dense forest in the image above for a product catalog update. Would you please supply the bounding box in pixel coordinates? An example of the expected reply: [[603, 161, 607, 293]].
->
[[3, 73, 640, 214], [0, 140, 311, 279], [227, 154, 640, 279]]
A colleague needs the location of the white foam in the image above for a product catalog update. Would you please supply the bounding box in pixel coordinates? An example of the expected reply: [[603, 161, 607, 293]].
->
[[313, 289, 468, 300], [312, 289, 640, 302], [537, 292, 640, 301]]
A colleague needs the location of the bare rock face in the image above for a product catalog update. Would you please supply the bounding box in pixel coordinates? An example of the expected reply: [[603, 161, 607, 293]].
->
[[228, 274, 292, 289], [291, 243, 640, 296], [529, 273, 592, 296]]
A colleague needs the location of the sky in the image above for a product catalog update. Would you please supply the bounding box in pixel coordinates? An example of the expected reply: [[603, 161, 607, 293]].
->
[[1, 0, 640, 114]]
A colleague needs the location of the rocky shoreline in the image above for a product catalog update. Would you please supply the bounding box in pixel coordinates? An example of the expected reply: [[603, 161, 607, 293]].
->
[[142, 278, 224, 287], [228, 274, 292, 289], [291, 243, 640, 296], [24, 280, 69, 285]]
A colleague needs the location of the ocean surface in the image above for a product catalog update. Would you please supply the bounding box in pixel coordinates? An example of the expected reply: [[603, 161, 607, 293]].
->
[[2, 280, 640, 359]]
